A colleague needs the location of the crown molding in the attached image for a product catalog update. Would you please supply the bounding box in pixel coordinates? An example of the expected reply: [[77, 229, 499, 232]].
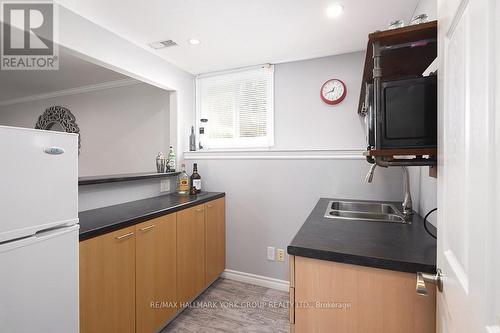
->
[[0, 78, 140, 107]]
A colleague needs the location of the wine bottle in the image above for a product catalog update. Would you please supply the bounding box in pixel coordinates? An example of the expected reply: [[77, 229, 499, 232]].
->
[[189, 126, 196, 151], [190, 163, 202, 194]]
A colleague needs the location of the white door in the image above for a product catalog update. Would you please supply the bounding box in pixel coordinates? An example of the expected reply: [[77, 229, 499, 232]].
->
[[437, 0, 499, 332]]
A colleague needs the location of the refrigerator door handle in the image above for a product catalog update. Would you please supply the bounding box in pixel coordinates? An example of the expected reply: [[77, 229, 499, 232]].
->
[[35, 224, 79, 239], [44, 147, 65, 155], [0, 225, 79, 253]]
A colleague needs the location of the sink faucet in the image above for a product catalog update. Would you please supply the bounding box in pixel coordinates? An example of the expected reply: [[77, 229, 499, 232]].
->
[[365, 163, 377, 183], [401, 166, 413, 215], [365, 164, 413, 216]]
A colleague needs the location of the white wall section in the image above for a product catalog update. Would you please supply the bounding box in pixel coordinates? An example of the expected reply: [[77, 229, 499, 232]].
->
[[55, 4, 195, 157], [78, 178, 176, 211], [0, 83, 171, 177]]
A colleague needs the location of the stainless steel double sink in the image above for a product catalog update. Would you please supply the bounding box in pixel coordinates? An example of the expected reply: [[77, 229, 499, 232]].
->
[[324, 200, 409, 224]]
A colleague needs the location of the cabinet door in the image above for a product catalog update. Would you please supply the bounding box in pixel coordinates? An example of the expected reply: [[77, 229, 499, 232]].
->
[[136, 214, 177, 333], [177, 204, 206, 305], [294, 256, 436, 333], [80, 226, 136, 333], [205, 198, 225, 284]]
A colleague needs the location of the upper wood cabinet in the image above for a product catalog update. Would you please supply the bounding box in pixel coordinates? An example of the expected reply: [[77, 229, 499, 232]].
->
[[135, 214, 177, 333], [80, 226, 136, 333], [176, 204, 206, 305], [205, 198, 225, 284]]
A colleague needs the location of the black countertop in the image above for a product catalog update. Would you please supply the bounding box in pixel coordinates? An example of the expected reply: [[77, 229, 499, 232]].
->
[[287, 198, 437, 274], [79, 192, 225, 241]]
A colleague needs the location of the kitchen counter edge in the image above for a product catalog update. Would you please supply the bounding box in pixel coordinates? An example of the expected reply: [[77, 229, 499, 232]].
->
[[287, 198, 437, 274], [78, 192, 225, 241]]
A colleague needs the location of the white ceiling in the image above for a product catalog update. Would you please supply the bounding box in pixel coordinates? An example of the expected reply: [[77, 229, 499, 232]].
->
[[0, 47, 128, 102], [58, 0, 420, 74]]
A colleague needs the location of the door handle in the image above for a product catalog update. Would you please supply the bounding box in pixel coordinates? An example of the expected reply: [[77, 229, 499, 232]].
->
[[115, 232, 134, 240], [139, 224, 155, 232], [416, 269, 443, 296]]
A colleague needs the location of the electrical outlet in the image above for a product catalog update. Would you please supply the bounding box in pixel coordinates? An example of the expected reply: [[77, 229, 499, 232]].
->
[[276, 249, 285, 262], [267, 246, 275, 261], [160, 179, 170, 192]]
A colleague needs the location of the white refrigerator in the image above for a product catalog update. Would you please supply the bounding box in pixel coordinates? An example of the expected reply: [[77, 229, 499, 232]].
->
[[0, 126, 79, 333]]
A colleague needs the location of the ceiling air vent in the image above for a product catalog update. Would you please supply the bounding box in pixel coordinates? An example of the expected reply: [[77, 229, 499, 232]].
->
[[148, 40, 178, 50]]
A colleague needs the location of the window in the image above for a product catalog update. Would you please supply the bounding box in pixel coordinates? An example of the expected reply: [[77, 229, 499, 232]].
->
[[196, 65, 274, 149]]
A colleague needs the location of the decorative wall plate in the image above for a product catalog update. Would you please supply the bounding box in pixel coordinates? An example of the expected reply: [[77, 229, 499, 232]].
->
[[35, 106, 81, 153]]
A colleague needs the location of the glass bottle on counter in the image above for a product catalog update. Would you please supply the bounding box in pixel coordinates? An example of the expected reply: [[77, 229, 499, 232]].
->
[[189, 126, 196, 151], [167, 146, 176, 172], [190, 163, 202, 194], [177, 164, 190, 195]]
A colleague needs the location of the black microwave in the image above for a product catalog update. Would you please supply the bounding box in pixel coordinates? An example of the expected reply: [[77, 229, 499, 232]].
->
[[366, 75, 437, 149]]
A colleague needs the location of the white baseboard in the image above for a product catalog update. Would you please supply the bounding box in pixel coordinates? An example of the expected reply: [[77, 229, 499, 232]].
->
[[221, 269, 290, 292]]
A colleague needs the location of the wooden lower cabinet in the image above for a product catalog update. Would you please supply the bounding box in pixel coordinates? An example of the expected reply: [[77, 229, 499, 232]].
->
[[80, 226, 136, 333], [135, 214, 177, 333], [290, 256, 436, 333], [80, 198, 225, 333], [176, 204, 206, 305], [205, 198, 225, 284]]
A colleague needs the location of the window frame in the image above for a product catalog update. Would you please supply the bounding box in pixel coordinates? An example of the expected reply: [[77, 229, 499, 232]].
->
[[195, 64, 275, 150]]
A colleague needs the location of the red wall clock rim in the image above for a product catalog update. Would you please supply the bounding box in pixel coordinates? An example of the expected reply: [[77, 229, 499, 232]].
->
[[320, 79, 347, 105]]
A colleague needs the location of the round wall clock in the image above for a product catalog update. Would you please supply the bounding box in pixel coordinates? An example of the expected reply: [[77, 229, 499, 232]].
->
[[320, 79, 347, 105]]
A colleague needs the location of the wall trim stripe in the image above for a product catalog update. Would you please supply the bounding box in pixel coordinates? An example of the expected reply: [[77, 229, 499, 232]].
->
[[184, 148, 365, 160], [0, 78, 140, 107], [221, 269, 290, 291]]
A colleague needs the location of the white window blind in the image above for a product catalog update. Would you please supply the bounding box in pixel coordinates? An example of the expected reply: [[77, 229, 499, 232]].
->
[[196, 65, 274, 149]]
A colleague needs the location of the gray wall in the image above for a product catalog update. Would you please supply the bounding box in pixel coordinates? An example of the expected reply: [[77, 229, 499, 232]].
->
[[272, 52, 366, 149], [188, 159, 403, 281], [185, 52, 406, 281]]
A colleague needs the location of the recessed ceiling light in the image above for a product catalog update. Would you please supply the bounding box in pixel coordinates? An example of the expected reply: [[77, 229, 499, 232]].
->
[[326, 4, 344, 18], [188, 38, 201, 45]]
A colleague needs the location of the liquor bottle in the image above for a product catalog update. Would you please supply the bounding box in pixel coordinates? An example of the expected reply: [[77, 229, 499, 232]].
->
[[190, 163, 202, 194], [177, 164, 190, 195], [167, 146, 176, 172]]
